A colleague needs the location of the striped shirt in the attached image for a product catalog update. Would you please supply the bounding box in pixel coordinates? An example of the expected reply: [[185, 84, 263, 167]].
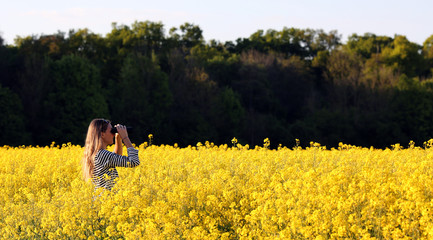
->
[[93, 147, 140, 190]]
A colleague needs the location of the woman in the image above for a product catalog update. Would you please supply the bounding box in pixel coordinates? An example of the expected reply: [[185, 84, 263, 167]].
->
[[82, 119, 140, 190]]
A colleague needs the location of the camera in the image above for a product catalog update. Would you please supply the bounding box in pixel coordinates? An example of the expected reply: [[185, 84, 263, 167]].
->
[[111, 126, 132, 134]]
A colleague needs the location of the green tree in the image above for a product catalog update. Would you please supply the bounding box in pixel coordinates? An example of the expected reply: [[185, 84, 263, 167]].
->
[[104, 21, 168, 93], [187, 41, 239, 87], [15, 32, 66, 59], [166, 48, 220, 145], [390, 75, 433, 144], [65, 29, 107, 64], [167, 22, 205, 53], [234, 50, 286, 145], [0, 38, 20, 91], [302, 29, 341, 56], [232, 28, 341, 59], [0, 84, 30, 145], [325, 49, 364, 109], [112, 53, 172, 144], [16, 54, 52, 144], [423, 35, 433, 76], [210, 87, 246, 143], [381, 35, 425, 77], [107, 21, 165, 56], [44, 55, 109, 145], [179, 23, 204, 48], [346, 33, 393, 59], [361, 56, 399, 91], [424, 35, 433, 58]]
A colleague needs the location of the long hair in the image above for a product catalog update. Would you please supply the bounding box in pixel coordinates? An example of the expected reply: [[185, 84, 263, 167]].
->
[[82, 119, 110, 181]]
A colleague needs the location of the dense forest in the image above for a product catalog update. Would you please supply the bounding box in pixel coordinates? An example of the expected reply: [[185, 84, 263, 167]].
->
[[1, 21, 433, 148]]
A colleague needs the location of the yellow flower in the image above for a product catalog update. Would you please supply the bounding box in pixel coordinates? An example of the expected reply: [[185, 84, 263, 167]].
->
[[2, 140, 433, 238]]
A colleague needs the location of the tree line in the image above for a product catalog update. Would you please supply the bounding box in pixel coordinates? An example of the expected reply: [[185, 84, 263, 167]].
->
[[1, 21, 433, 148]]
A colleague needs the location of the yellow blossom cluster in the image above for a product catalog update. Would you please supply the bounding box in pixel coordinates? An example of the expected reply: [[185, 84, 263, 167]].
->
[[2, 140, 433, 239]]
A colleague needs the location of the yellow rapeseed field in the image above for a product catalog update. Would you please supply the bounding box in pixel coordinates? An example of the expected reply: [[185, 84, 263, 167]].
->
[[2, 139, 433, 239]]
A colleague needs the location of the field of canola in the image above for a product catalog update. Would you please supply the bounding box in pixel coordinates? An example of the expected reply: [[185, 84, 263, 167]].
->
[[2, 140, 433, 239]]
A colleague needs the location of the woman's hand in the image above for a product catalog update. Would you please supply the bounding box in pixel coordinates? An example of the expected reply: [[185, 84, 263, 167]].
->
[[115, 124, 129, 140], [115, 132, 122, 141], [115, 124, 133, 148]]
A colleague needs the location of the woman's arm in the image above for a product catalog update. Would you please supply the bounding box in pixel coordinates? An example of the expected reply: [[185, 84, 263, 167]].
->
[[121, 136, 133, 148], [114, 133, 123, 155], [116, 124, 133, 149], [96, 148, 140, 168]]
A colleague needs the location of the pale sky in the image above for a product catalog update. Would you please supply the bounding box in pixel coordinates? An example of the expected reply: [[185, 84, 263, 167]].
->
[[1, 0, 432, 46]]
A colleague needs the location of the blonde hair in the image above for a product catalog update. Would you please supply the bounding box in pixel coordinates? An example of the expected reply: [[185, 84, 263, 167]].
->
[[82, 119, 110, 181]]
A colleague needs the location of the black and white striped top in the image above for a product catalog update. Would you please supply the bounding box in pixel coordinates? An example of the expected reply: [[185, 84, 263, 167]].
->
[[93, 147, 140, 190]]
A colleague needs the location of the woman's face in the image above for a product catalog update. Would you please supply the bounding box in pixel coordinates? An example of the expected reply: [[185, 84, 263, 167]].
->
[[101, 123, 114, 146]]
